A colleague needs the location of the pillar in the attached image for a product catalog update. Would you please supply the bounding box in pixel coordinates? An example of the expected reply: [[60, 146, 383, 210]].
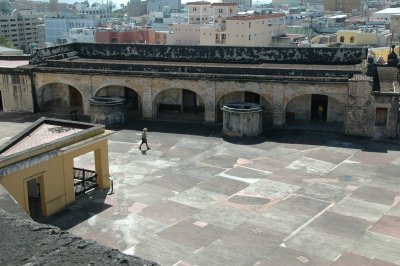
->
[[142, 85, 153, 120], [273, 90, 285, 127], [204, 81, 216, 123], [94, 141, 110, 189]]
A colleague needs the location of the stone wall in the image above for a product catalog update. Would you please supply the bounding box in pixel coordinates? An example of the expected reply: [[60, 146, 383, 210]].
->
[[373, 92, 400, 138], [286, 94, 311, 120], [31, 43, 367, 65], [345, 75, 375, 137], [0, 73, 34, 112], [328, 97, 345, 122]]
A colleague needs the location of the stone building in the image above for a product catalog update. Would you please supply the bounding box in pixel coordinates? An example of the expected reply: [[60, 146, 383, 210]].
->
[[0, 43, 399, 139]]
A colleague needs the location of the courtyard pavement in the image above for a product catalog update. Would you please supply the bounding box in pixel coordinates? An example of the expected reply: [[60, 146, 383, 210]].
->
[[2, 112, 400, 266]]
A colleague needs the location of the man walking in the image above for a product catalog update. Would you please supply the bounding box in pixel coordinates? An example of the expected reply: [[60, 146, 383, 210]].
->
[[139, 128, 150, 150]]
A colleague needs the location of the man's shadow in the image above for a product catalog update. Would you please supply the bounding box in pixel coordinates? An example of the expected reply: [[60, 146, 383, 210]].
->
[[140, 148, 149, 155]]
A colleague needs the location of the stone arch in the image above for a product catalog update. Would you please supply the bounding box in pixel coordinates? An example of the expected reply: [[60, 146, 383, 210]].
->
[[36, 82, 85, 113], [216, 90, 273, 126], [95, 85, 142, 120], [350, 36, 355, 43], [153, 87, 206, 122], [339, 36, 345, 42], [285, 93, 346, 123]]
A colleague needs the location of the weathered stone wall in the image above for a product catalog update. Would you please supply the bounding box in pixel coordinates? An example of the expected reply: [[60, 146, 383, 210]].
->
[[345, 75, 375, 137], [286, 94, 311, 120], [328, 97, 345, 122], [96, 85, 125, 97], [37, 83, 70, 110], [0, 73, 34, 112], [31, 43, 367, 65], [373, 92, 400, 138]]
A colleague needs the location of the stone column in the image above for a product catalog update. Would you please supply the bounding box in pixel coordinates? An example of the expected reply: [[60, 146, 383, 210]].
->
[[345, 75, 374, 137], [204, 82, 216, 123], [272, 90, 285, 127], [142, 82, 153, 120], [94, 141, 110, 189]]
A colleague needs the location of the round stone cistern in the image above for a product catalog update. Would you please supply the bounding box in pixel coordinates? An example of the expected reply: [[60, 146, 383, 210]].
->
[[221, 102, 263, 137], [88, 96, 126, 126]]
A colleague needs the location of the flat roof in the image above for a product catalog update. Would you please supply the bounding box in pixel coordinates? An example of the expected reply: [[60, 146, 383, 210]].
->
[[374, 8, 400, 14], [0, 60, 29, 68]]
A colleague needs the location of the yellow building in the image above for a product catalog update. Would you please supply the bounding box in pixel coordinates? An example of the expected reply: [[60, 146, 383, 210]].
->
[[0, 118, 111, 218], [336, 30, 379, 46], [370, 46, 400, 63]]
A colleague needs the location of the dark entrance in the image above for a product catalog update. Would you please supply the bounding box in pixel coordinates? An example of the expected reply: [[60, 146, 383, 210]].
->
[[27, 177, 42, 219], [245, 91, 260, 104], [125, 88, 139, 110], [0, 90, 3, 111], [69, 86, 83, 107], [182, 89, 196, 112], [73, 168, 98, 196], [311, 94, 328, 121]]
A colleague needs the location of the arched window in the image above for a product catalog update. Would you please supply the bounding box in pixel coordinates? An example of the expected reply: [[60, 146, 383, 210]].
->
[[339, 36, 344, 42], [350, 36, 355, 43]]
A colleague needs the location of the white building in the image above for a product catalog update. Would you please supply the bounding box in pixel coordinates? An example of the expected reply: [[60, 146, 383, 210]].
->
[[201, 13, 286, 46], [372, 8, 400, 22]]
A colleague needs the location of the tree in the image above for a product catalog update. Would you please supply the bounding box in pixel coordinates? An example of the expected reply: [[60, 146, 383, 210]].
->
[[0, 35, 14, 48]]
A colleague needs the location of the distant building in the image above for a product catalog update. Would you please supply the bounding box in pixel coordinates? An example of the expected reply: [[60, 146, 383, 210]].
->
[[373, 8, 400, 22], [200, 13, 286, 46], [147, 0, 181, 13], [323, 0, 361, 14], [127, 0, 148, 17], [221, 0, 252, 11], [95, 28, 167, 44], [187, 1, 211, 24], [0, 13, 40, 53], [336, 28, 391, 47]]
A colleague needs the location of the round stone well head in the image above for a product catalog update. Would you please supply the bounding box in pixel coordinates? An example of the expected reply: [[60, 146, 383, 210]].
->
[[221, 102, 263, 137], [88, 96, 126, 126]]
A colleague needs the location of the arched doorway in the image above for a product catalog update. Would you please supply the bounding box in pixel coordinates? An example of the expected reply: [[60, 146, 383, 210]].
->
[[154, 88, 205, 122], [285, 94, 345, 131], [95, 85, 141, 120], [217, 91, 273, 127], [37, 83, 84, 115]]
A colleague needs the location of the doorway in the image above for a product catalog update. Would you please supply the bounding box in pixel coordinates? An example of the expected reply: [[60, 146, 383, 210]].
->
[[26, 177, 42, 219], [182, 89, 196, 112], [0, 90, 3, 111], [69, 86, 83, 107], [245, 91, 260, 104], [311, 94, 328, 121]]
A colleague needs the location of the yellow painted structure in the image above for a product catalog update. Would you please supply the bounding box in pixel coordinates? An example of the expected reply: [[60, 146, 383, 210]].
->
[[336, 30, 378, 46], [370, 46, 400, 62], [0, 118, 111, 217]]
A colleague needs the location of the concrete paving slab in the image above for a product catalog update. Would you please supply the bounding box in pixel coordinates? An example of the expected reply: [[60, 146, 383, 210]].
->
[[387, 202, 400, 217], [328, 161, 376, 180], [191, 203, 255, 230], [352, 231, 400, 265], [333, 252, 398, 266], [239, 156, 291, 173], [257, 246, 332, 266], [350, 186, 399, 206], [139, 200, 199, 225], [285, 227, 356, 261], [222, 166, 271, 181], [169, 187, 226, 209], [133, 236, 196, 266], [368, 215, 400, 239], [263, 146, 304, 162], [305, 148, 351, 164], [184, 239, 262, 266], [158, 218, 229, 250], [199, 154, 239, 169], [172, 162, 224, 180], [350, 150, 398, 166], [197, 176, 249, 196], [309, 211, 371, 240], [243, 178, 301, 199], [146, 172, 201, 193], [286, 157, 336, 175], [273, 195, 330, 218], [330, 198, 391, 223], [296, 182, 349, 203], [123, 183, 176, 205], [249, 207, 310, 235]]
